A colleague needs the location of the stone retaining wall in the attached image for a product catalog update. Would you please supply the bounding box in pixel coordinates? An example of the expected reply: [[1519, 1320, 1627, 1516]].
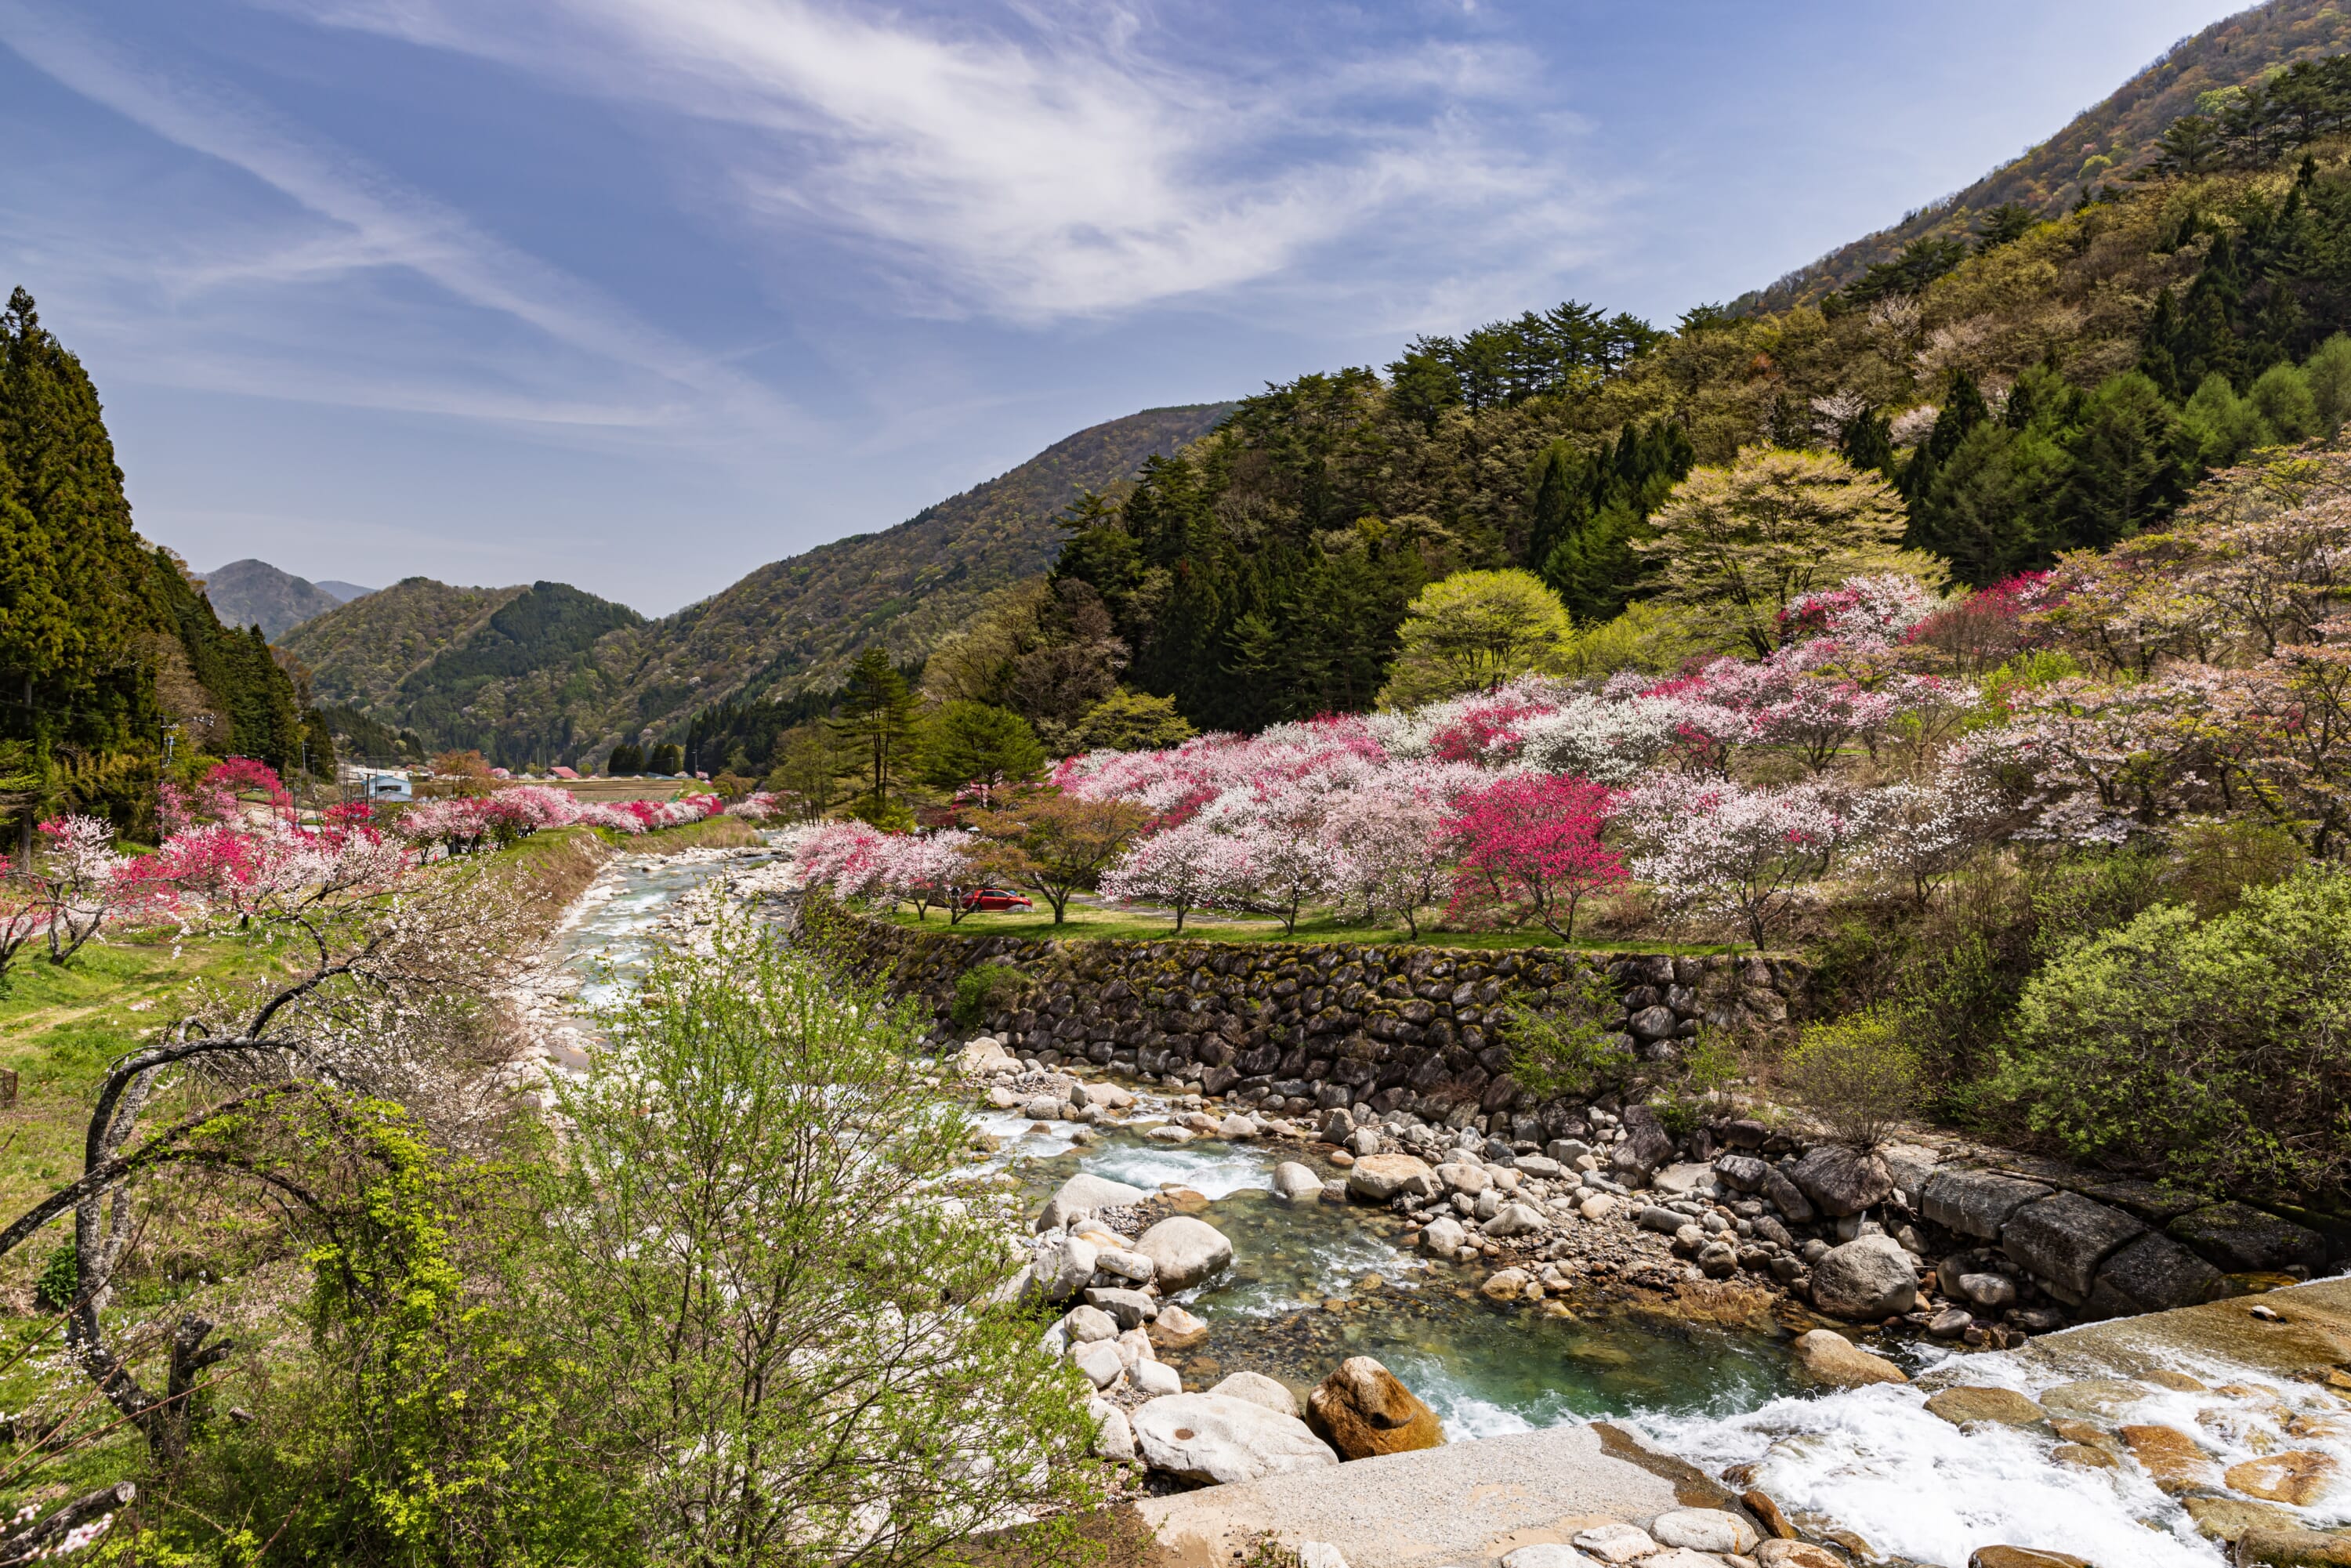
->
[[800, 894, 1803, 1135]]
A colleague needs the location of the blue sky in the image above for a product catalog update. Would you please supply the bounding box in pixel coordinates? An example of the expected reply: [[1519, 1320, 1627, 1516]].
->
[[1, 0, 2252, 615]]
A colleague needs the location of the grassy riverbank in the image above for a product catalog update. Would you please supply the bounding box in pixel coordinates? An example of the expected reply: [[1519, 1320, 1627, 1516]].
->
[[882, 902, 1732, 954]]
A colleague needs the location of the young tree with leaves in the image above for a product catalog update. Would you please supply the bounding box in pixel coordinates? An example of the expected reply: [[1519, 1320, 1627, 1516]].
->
[[966, 788, 1149, 924], [1376, 570, 1571, 708], [1642, 447, 1943, 657]]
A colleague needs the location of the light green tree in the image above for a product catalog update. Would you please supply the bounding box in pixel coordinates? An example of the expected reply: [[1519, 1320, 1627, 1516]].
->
[[1074, 687, 1197, 751], [1376, 568, 1572, 708], [541, 912, 1103, 1560], [1641, 447, 1941, 657], [918, 699, 1046, 789]]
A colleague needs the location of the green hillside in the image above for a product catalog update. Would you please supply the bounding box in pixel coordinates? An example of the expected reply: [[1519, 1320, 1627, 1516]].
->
[[286, 402, 1232, 768], [1737, 0, 2351, 313]]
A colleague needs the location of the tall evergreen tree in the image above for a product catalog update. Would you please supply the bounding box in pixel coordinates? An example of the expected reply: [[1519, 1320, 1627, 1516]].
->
[[828, 646, 920, 813]]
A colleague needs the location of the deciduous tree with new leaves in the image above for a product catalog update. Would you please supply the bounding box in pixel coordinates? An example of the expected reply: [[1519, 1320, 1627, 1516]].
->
[[1642, 447, 1944, 657]]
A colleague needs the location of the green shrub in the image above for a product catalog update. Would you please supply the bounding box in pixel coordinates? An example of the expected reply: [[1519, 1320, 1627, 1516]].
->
[[1654, 1027, 1743, 1138], [32, 1242, 74, 1314], [2164, 817, 2306, 917], [1502, 969, 1632, 1101], [1994, 864, 2351, 1195], [952, 961, 1031, 1029], [1780, 1008, 1924, 1150]]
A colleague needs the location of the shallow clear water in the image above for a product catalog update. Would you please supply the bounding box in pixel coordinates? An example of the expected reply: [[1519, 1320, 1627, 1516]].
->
[[556, 852, 773, 1009]]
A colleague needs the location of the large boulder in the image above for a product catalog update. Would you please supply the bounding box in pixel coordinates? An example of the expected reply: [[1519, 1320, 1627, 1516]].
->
[[1809, 1235, 1920, 1320], [1036, 1172, 1150, 1233], [1346, 1153, 1439, 1203], [1791, 1328, 1907, 1387], [2081, 1232, 2223, 1319], [2001, 1192, 2144, 1304], [2166, 1201, 2331, 1274], [1651, 1508, 1760, 1555], [1481, 1202, 1548, 1239], [1135, 1216, 1233, 1292], [1130, 1392, 1339, 1485], [1920, 1170, 2052, 1240], [1714, 1153, 1770, 1192], [1148, 1304, 1208, 1352], [1305, 1356, 1444, 1459], [1031, 1233, 1099, 1301], [1614, 1106, 1677, 1176], [1788, 1146, 1893, 1217], [1208, 1371, 1299, 1418], [1271, 1161, 1325, 1200], [1420, 1216, 1467, 1254], [1757, 1164, 1815, 1224]]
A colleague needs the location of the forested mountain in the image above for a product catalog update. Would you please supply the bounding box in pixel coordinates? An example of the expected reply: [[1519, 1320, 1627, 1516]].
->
[[286, 403, 1232, 768], [199, 558, 364, 639], [0, 288, 322, 840], [1055, 100, 2351, 730], [1737, 0, 2351, 314]]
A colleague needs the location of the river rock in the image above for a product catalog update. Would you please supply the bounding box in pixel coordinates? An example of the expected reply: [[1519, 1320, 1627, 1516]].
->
[[1032, 1234, 1099, 1301], [1037, 1173, 1150, 1232], [1132, 1359, 1183, 1397], [1436, 1161, 1492, 1196], [1638, 1204, 1685, 1233], [1579, 1193, 1617, 1221], [1789, 1145, 1893, 1217], [1572, 1521, 1661, 1563], [1756, 1544, 1846, 1568], [1498, 1548, 1582, 1568], [1094, 1247, 1156, 1285], [1272, 1161, 1325, 1200], [1791, 1328, 1906, 1387], [1925, 1386, 2048, 1428], [1071, 1340, 1125, 1389], [1645, 1552, 1727, 1568], [1968, 1550, 2091, 1568], [1148, 1304, 1208, 1352], [2182, 1496, 2298, 1541], [1809, 1234, 1919, 1320], [2226, 1450, 2338, 1506], [1209, 1371, 1299, 1418], [1653, 1162, 1718, 1197], [1715, 1153, 1769, 1192], [1480, 1267, 1532, 1300], [2081, 1230, 2222, 1318], [1920, 1169, 2053, 1239], [1063, 1305, 1118, 1344], [1482, 1202, 1548, 1239], [2166, 1201, 2331, 1273], [1129, 1392, 1339, 1485], [2002, 1191, 2144, 1303], [1089, 1397, 1136, 1461], [2120, 1423, 2217, 1494], [1758, 1164, 1814, 1223], [2232, 1526, 2351, 1566], [1651, 1508, 1759, 1554], [1078, 1080, 1133, 1110], [1082, 1287, 1157, 1329], [1421, 1216, 1467, 1254], [1135, 1216, 1233, 1291], [1305, 1356, 1444, 1459], [1955, 1271, 2017, 1309], [1347, 1153, 1439, 1203]]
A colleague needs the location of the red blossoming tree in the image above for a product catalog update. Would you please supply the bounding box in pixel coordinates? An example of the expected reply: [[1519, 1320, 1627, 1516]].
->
[[1444, 774, 1627, 943]]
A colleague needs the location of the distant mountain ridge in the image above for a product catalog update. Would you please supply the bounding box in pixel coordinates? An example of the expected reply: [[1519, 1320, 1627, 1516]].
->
[[199, 559, 371, 640], [1736, 0, 2351, 313], [284, 402, 1235, 766]]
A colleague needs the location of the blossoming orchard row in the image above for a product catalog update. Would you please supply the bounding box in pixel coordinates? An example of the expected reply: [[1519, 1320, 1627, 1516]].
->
[[795, 435, 2351, 951], [0, 759, 782, 980]]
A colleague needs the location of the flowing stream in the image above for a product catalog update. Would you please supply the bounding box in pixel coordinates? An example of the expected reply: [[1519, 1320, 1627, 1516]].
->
[[557, 850, 2348, 1566]]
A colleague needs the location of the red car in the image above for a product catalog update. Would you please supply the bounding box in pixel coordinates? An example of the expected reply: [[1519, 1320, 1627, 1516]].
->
[[958, 886, 1034, 913]]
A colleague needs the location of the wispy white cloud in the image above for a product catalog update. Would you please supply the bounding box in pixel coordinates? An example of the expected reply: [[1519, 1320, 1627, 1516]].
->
[[292, 0, 1617, 324], [0, 0, 799, 434]]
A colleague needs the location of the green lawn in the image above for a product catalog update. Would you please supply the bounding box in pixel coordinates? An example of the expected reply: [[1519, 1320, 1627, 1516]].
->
[[882, 901, 1730, 954]]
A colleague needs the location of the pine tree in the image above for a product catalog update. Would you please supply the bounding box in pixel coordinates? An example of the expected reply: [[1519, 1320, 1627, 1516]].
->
[[829, 646, 919, 813]]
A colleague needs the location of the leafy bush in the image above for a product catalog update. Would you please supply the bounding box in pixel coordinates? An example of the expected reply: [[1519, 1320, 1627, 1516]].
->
[[953, 961, 1031, 1029], [1995, 864, 2351, 1194], [1654, 1027, 1743, 1138], [1780, 1008, 1924, 1150], [1502, 969, 1634, 1100]]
